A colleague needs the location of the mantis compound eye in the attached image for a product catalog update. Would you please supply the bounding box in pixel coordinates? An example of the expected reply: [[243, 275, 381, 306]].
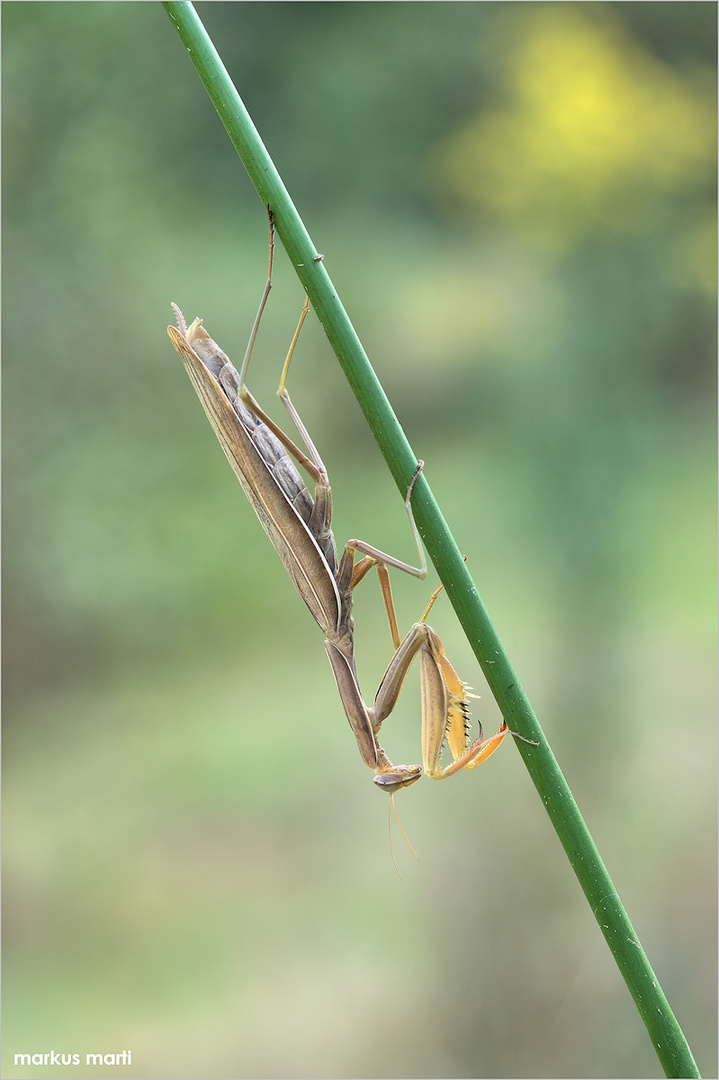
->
[[372, 766, 423, 794]]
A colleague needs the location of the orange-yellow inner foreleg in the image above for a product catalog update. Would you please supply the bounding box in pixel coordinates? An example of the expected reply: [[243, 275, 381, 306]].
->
[[420, 628, 509, 780]]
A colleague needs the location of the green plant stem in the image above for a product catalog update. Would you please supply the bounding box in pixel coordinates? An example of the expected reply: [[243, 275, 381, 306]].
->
[[163, 4, 700, 1077]]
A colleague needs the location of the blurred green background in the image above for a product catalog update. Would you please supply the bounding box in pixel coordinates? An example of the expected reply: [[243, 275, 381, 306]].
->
[[3, 3, 716, 1077]]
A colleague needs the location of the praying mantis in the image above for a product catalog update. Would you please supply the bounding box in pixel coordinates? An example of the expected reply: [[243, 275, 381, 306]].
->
[[167, 214, 512, 794]]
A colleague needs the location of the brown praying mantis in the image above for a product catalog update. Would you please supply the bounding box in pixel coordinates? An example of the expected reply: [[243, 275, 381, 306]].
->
[[167, 215, 513, 794]]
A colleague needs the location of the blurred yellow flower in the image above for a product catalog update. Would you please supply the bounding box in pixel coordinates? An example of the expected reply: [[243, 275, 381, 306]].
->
[[433, 7, 715, 248]]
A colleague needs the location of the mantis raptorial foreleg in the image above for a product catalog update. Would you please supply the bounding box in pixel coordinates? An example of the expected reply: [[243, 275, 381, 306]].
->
[[354, 582, 511, 791], [168, 207, 518, 795]]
